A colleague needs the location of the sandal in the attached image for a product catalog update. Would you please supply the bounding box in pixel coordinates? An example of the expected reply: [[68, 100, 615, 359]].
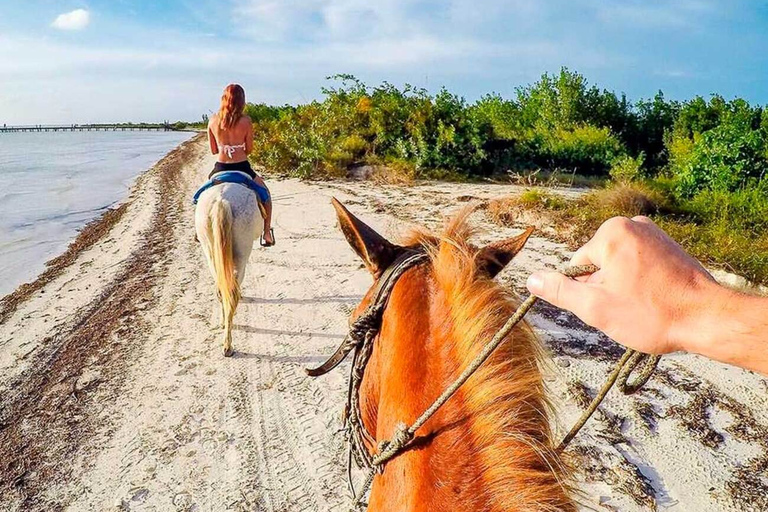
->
[[260, 228, 276, 247]]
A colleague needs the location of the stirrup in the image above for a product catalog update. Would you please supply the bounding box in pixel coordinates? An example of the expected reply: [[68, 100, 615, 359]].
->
[[260, 228, 275, 247]]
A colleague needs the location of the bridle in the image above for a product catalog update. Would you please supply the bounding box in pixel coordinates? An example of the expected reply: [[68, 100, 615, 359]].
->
[[305, 248, 430, 487], [307, 250, 660, 509]]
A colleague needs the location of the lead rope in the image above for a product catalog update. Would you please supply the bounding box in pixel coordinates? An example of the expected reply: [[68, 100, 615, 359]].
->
[[349, 264, 661, 509]]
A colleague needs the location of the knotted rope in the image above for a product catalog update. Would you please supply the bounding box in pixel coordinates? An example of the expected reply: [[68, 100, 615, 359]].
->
[[348, 264, 661, 509]]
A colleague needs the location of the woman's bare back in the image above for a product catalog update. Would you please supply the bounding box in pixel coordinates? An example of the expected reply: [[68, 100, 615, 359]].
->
[[208, 114, 253, 163]]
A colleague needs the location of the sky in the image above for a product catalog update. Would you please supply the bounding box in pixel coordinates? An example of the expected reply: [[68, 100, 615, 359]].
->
[[1, 0, 768, 124]]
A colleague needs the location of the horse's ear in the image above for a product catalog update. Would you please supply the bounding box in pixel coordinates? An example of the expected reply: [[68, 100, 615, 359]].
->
[[332, 198, 400, 277], [476, 227, 535, 278]]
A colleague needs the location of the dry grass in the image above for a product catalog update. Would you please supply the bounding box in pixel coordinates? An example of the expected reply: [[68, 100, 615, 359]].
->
[[506, 169, 607, 189], [370, 162, 416, 185], [587, 184, 663, 217], [487, 183, 663, 248]]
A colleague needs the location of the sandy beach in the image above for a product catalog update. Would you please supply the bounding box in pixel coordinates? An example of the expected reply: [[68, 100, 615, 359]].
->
[[1, 134, 766, 512]]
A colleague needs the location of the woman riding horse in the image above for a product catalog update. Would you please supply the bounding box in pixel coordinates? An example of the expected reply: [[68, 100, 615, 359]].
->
[[208, 84, 274, 246], [194, 84, 273, 356]]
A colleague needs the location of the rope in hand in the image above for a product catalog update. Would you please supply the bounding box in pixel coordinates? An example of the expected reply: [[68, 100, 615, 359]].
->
[[350, 264, 661, 509]]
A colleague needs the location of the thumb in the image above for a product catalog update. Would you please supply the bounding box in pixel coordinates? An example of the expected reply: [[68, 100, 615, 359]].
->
[[526, 271, 596, 317]]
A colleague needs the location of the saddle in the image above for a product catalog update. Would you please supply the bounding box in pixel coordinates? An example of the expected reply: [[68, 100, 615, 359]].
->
[[192, 171, 269, 217]]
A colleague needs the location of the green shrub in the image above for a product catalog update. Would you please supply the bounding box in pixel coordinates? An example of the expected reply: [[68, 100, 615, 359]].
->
[[244, 71, 768, 195], [470, 93, 519, 140], [340, 133, 367, 157], [683, 184, 768, 233], [518, 188, 567, 209], [666, 132, 696, 173], [536, 125, 626, 174], [244, 103, 291, 124], [631, 92, 680, 171], [673, 121, 768, 197], [762, 109, 768, 135], [249, 77, 490, 178], [610, 153, 645, 183]]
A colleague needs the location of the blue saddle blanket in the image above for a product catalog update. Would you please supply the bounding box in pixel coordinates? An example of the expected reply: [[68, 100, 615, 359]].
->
[[193, 171, 270, 205]]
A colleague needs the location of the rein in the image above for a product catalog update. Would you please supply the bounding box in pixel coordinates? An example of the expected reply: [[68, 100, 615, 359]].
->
[[307, 256, 660, 509]]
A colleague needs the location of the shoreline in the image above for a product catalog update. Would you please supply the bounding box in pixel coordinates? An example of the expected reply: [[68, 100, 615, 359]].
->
[[0, 134, 203, 323], [0, 204, 128, 324], [0, 130, 196, 298], [0, 132, 209, 510]]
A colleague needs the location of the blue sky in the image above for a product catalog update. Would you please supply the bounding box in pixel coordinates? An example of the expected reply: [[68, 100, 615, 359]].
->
[[1, 0, 768, 124]]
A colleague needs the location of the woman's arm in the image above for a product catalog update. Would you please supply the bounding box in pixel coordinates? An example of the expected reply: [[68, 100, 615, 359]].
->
[[208, 118, 219, 155], [526, 216, 768, 376]]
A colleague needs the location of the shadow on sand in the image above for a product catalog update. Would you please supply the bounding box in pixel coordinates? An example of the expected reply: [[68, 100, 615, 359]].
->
[[241, 295, 362, 305], [229, 352, 332, 365], [233, 324, 345, 340]]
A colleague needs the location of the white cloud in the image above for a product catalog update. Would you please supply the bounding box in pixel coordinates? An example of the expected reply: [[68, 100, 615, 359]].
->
[[232, 0, 432, 42], [594, 0, 717, 28], [51, 9, 91, 31]]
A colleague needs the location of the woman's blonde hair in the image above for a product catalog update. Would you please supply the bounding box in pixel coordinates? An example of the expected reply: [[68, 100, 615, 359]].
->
[[218, 84, 246, 130]]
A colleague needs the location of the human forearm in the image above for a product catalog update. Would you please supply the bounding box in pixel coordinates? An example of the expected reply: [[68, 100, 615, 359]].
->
[[684, 284, 768, 375], [528, 216, 768, 376]]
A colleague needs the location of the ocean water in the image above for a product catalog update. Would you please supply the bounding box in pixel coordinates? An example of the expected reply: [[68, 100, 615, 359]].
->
[[0, 130, 195, 296]]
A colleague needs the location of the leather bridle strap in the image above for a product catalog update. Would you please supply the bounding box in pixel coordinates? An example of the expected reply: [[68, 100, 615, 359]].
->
[[305, 249, 429, 377]]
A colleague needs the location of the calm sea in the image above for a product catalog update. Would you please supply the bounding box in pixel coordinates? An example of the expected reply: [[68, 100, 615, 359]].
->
[[0, 130, 195, 296]]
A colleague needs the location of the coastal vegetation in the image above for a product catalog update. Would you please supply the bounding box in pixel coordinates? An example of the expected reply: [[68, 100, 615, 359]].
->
[[243, 70, 768, 285]]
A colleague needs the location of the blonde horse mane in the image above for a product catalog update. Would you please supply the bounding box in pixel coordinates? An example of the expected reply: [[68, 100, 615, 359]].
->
[[399, 209, 576, 511]]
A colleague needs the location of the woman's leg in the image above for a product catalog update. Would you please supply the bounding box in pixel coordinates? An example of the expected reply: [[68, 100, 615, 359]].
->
[[251, 174, 274, 245], [262, 198, 274, 244]]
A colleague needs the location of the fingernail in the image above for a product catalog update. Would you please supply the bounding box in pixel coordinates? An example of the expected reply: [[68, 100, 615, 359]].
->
[[526, 273, 544, 295]]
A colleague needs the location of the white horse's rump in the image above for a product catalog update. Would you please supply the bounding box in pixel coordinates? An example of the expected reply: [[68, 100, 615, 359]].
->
[[195, 183, 263, 356]]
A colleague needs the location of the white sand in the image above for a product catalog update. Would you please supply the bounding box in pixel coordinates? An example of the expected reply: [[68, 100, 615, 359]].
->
[[1, 135, 765, 511]]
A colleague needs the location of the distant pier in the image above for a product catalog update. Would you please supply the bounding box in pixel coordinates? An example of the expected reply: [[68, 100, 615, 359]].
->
[[0, 123, 174, 133]]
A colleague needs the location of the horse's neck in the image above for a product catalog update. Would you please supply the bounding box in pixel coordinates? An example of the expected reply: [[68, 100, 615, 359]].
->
[[362, 276, 493, 511]]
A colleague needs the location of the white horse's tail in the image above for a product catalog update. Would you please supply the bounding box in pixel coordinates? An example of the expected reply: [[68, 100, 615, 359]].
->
[[210, 198, 240, 339]]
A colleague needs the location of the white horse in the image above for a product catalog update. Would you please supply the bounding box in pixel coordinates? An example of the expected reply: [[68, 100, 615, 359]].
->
[[195, 179, 263, 356]]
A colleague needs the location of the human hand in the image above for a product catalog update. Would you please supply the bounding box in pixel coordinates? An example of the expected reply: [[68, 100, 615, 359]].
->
[[526, 216, 718, 355]]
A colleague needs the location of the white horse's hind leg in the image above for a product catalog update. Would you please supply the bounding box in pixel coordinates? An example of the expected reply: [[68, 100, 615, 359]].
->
[[218, 292, 225, 329], [196, 183, 260, 357], [222, 305, 236, 357]]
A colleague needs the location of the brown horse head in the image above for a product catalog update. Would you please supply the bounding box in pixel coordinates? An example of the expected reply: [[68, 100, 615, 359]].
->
[[332, 198, 576, 512]]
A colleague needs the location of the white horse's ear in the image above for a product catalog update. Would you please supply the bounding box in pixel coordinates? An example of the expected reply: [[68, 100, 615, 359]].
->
[[476, 226, 535, 278], [332, 198, 400, 277]]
